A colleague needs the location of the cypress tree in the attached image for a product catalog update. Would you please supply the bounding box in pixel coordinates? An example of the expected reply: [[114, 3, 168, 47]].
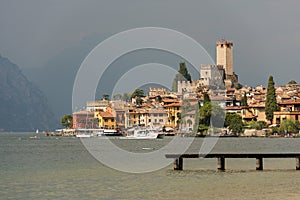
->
[[199, 93, 211, 130], [178, 62, 191, 82], [265, 76, 278, 124], [241, 92, 248, 106], [203, 93, 211, 104], [171, 62, 192, 92]]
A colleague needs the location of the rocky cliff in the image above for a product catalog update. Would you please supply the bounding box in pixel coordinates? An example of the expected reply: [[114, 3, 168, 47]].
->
[[0, 55, 57, 131]]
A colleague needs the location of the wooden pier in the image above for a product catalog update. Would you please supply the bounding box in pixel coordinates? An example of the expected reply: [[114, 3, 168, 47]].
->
[[165, 153, 300, 171]]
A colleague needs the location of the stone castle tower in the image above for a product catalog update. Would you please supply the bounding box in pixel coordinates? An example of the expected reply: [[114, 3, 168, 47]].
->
[[216, 39, 233, 77], [216, 39, 238, 87]]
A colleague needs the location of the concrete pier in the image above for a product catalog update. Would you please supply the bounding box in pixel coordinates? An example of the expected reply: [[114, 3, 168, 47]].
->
[[165, 153, 300, 171]]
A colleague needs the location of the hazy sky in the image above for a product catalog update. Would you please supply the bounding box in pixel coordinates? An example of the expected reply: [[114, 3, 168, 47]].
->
[[1, 0, 300, 87]]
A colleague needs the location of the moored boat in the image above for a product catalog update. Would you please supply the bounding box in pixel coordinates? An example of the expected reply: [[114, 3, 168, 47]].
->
[[125, 128, 159, 139], [76, 134, 91, 138]]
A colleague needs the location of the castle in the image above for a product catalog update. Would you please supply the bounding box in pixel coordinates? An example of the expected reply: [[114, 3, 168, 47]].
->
[[215, 39, 238, 87], [178, 39, 239, 94]]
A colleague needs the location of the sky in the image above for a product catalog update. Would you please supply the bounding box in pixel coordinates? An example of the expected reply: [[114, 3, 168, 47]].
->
[[1, 0, 300, 116]]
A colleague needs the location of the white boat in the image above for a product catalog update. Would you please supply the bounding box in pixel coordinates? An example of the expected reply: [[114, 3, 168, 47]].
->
[[76, 134, 91, 138], [125, 128, 159, 139], [96, 128, 122, 136]]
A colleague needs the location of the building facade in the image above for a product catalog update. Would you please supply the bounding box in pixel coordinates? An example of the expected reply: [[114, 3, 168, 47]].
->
[[73, 110, 98, 129]]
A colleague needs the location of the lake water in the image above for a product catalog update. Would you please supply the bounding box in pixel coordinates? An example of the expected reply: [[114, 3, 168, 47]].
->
[[1, 132, 300, 200]]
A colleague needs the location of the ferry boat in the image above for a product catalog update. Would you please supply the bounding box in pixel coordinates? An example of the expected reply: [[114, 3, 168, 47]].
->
[[124, 127, 160, 139]]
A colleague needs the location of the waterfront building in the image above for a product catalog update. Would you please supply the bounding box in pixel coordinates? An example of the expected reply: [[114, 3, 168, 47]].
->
[[94, 107, 117, 129], [72, 110, 98, 129], [164, 102, 181, 128], [148, 106, 167, 128]]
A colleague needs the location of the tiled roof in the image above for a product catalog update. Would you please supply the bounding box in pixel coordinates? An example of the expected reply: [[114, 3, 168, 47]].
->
[[226, 106, 244, 110], [279, 98, 300, 105], [73, 110, 94, 115], [99, 111, 115, 118], [164, 102, 181, 107]]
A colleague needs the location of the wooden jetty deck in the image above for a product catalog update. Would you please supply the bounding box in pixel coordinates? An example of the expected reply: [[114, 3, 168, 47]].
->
[[165, 153, 300, 171]]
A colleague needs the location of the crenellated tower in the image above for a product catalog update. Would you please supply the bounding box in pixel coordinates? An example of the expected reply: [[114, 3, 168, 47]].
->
[[216, 39, 233, 77]]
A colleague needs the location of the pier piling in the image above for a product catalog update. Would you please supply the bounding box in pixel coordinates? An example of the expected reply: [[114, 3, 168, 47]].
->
[[256, 157, 263, 170], [174, 157, 183, 170], [296, 157, 300, 170], [217, 157, 225, 171]]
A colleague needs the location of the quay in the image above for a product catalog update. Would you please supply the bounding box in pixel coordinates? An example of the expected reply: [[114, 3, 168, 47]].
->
[[165, 153, 300, 171]]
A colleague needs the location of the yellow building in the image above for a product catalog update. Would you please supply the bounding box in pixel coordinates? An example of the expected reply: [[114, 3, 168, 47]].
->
[[94, 108, 116, 129], [128, 108, 148, 126], [164, 102, 181, 128]]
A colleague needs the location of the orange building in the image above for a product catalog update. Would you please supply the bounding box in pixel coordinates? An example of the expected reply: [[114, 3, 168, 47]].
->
[[94, 108, 117, 129]]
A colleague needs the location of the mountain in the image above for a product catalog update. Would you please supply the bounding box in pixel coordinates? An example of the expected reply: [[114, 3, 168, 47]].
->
[[0, 55, 57, 131]]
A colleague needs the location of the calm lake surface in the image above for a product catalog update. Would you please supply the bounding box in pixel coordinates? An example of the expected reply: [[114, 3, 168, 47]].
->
[[1, 132, 300, 200]]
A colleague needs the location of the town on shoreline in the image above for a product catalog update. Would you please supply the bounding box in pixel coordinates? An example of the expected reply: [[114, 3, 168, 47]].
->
[[58, 39, 300, 138]]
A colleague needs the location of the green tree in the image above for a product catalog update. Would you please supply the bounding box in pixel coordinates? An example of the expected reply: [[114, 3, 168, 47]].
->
[[131, 89, 145, 99], [102, 94, 110, 100], [61, 114, 73, 129], [171, 62, 192, 92], [203, 93, 211, 104], [178, 62, 191, 81], [241, 92, 248, 106], [197, 96, 212, 134], [279, 119, 298, 134], [288, 80, 297, 84], [265, 76, 278, 124], [225, 112, 243, 135], [136, 97, 143, 106], [235, 83, 243, 90], [249, 120, 268, 130]]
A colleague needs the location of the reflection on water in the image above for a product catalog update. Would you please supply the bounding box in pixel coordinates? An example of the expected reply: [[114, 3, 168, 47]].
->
[[1, 132, 300, 200]]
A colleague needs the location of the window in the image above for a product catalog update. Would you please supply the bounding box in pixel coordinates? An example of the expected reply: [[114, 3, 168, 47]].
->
[[104, 119, 108, 122], [111, 119, 114, 122], [159, 119, 163, 122], [149, 119, 151, 122]]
